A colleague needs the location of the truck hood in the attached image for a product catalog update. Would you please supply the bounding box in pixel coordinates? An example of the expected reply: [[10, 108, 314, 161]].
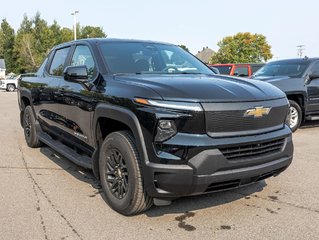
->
[[251, 75, 304, 93], [114, 74, 286, 102]]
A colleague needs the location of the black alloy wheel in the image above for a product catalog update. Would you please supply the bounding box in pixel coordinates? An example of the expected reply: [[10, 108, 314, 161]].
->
[[99, 131, 153, 215], [105, 149, 129, 199], [23, 106, 42, 148]]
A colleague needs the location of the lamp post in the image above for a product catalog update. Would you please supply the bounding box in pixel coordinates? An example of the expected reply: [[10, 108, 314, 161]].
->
[[71, 10, 79, 40], [297, 45, 305, 58]]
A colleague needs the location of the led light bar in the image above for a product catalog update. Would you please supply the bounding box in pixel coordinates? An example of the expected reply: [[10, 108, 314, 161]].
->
[[134, 98, 203, 111]]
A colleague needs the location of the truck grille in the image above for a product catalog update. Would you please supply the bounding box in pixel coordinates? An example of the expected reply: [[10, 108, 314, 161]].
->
[[220, 138, 285, 161], [202, 99, 288, 137]]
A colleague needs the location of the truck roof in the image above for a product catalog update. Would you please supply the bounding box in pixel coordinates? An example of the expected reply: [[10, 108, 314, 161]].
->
[[268, 57, 319, 64], [54, 38, 176, 49]]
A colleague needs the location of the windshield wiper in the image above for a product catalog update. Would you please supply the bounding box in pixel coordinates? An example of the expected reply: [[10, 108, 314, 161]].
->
[[167, 72, 204, 75]]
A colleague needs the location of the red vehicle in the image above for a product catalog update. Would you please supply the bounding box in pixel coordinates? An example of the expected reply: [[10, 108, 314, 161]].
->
[[209, 63, 264, 77]]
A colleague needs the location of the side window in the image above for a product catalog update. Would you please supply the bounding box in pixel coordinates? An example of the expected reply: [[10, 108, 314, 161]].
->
[[36, 57, 48, 77], [71, 45, 95, 79], [234, 67, 249, 77], [49, 47, 70, 76]]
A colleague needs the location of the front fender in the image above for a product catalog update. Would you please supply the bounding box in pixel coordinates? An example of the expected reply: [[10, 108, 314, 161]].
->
[[92, 104, 149, 178]]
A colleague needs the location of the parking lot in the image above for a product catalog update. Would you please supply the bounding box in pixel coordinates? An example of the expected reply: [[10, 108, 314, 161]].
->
[[0, 91, 318, 240]]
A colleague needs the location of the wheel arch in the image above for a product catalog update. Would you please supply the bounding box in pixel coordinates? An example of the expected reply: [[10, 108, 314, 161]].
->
[[19, 90, 33, 128], [92, 104, 149, 179], [286, 92, 306, 120]]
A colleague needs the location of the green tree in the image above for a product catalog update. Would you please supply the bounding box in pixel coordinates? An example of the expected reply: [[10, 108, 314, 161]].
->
[[13, 15, 34, 72], [1, 19, 15, 73], [0, 29, 4, 58], [79, 26, 106, 39], [60, 27, 73, 43], [179, 45, 189, 52], [33, 13, 55, 64], [8, 12, 107, 73], [210, 32, 273, 64]]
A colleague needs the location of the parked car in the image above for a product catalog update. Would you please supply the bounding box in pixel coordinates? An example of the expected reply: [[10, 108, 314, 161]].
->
[[252, 57, 319, 132], [209, 66, 220, 74], [209, 63, 264, 77], [0, 74, 20, 92], [18, 39, 293, 215]]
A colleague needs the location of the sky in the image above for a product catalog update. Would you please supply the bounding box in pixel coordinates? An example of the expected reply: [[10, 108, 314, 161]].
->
[[1, 0, 319, 60]]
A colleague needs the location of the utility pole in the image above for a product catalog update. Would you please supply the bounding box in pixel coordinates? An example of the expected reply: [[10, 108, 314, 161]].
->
[[297, 45, 305, 58], [71, 10, 79, 40]]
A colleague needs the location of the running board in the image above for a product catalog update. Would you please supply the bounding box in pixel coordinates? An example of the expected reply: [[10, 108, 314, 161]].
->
[[38, 132, 92, 169], [306, 115, 319, 121]]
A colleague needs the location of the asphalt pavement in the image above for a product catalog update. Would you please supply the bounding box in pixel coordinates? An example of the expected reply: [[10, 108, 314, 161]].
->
[[0, 91, 318, 240]]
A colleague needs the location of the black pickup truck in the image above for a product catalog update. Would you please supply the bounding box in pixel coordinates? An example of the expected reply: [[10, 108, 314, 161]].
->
[[18, 39, 293, 215], [252, 57, 319, 131]]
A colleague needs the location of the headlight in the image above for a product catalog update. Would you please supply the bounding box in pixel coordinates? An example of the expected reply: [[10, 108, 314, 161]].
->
[[134, 98, 203, 111], [155, 119, 177, 142]]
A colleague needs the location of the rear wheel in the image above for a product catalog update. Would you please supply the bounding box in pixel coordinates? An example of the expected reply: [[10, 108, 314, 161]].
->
[[7, 84, 15, 92], [23, 106, 42, 148], [99, 131, 152, 215], [288, 100, 302, 132]]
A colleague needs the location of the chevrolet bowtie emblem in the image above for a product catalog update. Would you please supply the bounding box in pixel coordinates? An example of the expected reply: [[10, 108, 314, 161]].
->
[[244, 107, 271, 118]]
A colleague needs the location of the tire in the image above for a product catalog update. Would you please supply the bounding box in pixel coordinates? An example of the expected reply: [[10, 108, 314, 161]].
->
[[288, 100, 302, 132], [6, 84, 15, 92], [99, 131, 153, 215], [23, 106, 42, 148]]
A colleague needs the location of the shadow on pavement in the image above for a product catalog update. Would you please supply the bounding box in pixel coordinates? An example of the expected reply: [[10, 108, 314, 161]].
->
[[40, 146, 267, 216], [300, 120, 319, 129], [39, 147, 101, 191], [145, 181, 266, 217]]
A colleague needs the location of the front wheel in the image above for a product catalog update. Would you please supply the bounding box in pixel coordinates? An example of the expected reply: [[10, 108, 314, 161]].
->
[[288, 100, 302, 132], [99, 131, 153, 215]]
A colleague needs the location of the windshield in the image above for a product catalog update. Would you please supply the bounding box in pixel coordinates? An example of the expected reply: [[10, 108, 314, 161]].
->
[[254, 62, 309, 77], [99, 42, 213, 75]]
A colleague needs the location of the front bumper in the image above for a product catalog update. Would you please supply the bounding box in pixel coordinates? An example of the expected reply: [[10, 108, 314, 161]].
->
[[143, 126, 293, 198]]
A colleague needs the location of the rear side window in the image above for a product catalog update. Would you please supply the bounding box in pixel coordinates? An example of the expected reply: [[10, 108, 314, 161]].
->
[[49, 47, 70, 76], [234, 67, 249, 77], [36, 58, 48, 77]]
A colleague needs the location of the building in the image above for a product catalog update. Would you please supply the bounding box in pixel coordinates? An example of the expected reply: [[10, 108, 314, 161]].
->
[[0, 59, 6, 79], [195, 47, 215, 64]]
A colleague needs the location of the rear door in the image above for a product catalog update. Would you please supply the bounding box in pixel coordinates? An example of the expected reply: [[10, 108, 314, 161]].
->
[[35, 46, 71, 136], [307, 61, 319, 113]]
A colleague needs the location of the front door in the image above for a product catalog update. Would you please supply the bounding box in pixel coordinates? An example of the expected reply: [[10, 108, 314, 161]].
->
[[57, 44, 98, 154], [307, 61, 319, 113]]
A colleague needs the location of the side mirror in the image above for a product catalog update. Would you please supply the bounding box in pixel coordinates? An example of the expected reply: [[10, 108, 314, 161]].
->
[[64, 65, 88, 82]]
